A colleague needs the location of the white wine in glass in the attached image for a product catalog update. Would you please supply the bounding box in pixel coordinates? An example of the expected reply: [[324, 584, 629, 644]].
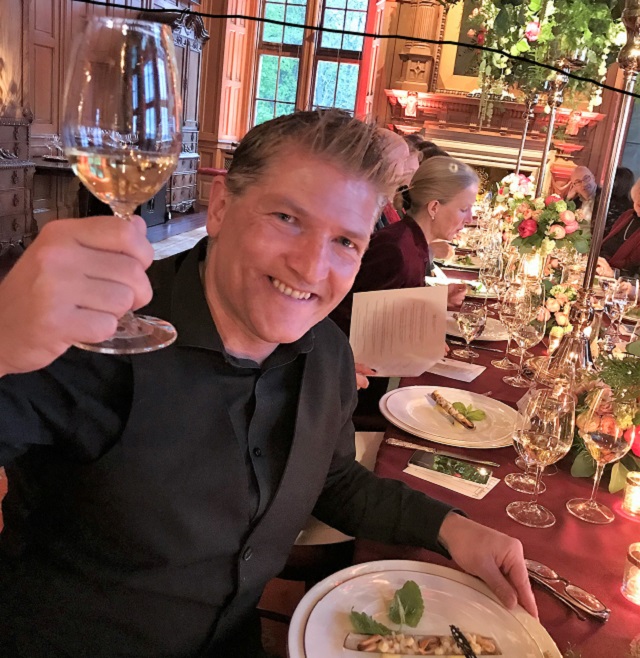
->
[[62, 17, 182, 354], [452, 301, 486, 360]]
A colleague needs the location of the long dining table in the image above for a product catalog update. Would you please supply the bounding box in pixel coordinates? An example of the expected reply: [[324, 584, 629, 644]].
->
[[353, 280, 640, 658]]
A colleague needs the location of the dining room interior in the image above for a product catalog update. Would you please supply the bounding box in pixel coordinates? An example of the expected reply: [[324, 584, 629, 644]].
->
[[2, 0, 640, 657]]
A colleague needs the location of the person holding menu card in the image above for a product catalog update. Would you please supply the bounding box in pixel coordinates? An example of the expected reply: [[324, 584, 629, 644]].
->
[[0, 110, 534, 657]]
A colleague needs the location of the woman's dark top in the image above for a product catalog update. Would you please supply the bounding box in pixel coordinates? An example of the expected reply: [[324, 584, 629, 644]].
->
[[331, 215, 430, 336], [601, 209, 640, 276]]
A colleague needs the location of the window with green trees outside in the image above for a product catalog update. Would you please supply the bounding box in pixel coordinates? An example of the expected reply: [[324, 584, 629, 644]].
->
[[253, 0, 368, 125]]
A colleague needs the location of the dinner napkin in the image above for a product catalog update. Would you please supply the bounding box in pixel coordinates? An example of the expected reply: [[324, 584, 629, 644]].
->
[[404, 464, 500, 499], [426, 358, 486, 382]]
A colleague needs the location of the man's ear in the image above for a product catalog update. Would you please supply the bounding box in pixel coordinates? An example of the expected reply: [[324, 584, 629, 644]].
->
[[206, 176, 230, 239]]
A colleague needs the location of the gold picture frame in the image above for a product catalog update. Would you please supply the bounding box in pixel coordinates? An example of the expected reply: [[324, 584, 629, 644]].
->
[[433, 0, 478, 94]]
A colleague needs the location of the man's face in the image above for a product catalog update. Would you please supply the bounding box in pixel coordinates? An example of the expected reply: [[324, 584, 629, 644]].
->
[[204, 149, 379, 361], [569, 170, 596, 201]]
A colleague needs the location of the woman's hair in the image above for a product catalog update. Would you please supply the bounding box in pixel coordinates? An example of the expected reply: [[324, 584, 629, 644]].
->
[[612, 167, 635, 203], [405, 156, 479, 215]]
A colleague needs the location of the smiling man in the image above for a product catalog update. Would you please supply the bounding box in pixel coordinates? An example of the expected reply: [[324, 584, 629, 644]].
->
[[0, 110, 535, 658]]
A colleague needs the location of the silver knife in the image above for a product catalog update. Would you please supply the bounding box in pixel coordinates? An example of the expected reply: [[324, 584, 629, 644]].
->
[[448, 339, 504, 354], [386, 438, 500, 467]]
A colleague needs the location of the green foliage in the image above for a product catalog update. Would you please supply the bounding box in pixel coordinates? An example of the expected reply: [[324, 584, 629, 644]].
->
[[597, 356, 640, 400], [452, 402, 487, 422], [467, 0, 624, 107], [388, 581, 425, 628], [351, 580, 425, 634], [349, 610, 392, 635], [571, 450, 597, 478]]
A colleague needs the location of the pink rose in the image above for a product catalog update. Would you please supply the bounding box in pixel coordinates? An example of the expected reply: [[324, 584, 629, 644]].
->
[[559, 210, 576, 224], [467, 28, 476, 38], [477, 30, 485, 46], [545, 194, 562, 206], [548, 224, 566, 239], [516, 202, 529, 214], [555, 311, 569, 326], [532, 209, 543, 220], [555, 293, 569, 306], [525, 20, 541, 42], [523, 207, 533, 219], [518, 219, 538, 238], [546, 298, 561, 313], [563, 219, 580, 234], [548, 257, 559, 269], [537, 307, 551, 322]]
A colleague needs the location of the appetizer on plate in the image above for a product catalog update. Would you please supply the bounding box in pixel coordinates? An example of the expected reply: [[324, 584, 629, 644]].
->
[[345, 630, 500, 655]]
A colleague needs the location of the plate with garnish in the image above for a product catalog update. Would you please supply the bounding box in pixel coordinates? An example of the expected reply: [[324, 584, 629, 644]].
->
[[288, 560, 559, 658], [380, 386, 517, 448]]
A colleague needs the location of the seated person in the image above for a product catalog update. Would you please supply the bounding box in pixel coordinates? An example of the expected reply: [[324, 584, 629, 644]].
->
[[564, 166, 599, 223], [597, 177, 640, 278], [0, 110, 534, 658], [331, 155, 479, 337], [605, 167, 634, 236]]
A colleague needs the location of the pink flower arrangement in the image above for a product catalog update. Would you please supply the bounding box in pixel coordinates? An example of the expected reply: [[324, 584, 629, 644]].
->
[[525, 21, 541, 42], [511, 194, 590, 254]]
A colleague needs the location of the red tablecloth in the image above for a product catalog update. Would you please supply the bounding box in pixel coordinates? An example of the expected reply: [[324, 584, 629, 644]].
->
[[354, 300, 640, 657]]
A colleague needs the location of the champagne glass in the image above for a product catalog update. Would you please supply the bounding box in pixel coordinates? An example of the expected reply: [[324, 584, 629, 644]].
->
[[567, 386, 637, 524], [62, 17, 182, 354], [491, 284, 524, 370], [451, 301, 487, 360], [504, 286, 546, 388], [507, 389, 575, 528]]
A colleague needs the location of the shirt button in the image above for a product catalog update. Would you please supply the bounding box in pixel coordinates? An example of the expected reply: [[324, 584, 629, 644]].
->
[[243, 546, 253, 561], [253, 447, 262, 457]]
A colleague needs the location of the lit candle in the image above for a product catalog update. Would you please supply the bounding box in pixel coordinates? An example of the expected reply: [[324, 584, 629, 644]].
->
[[521, 252, 543, 279], [623, 473, 640, 517], [622, 543, 640, 606]]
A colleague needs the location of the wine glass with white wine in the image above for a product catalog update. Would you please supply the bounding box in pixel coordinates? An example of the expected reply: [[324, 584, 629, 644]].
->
[[62, 17, 182, 354], [451, 301, 487, 360], [507, 389, 575, 528]]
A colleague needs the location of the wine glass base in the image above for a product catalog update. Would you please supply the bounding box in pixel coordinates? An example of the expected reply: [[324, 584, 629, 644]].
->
[[452, 348, 479, 359], [491, 356, 517, 370], [503, 373, 532, 388], [75, 314, 177, 355], [566, 498, 615, 524], [505, 472, 546, 494], [509, 347, 533, 358], [507, 501, 556, 528]]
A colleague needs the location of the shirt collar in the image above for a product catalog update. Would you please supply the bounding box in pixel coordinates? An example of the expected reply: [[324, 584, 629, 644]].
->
[[169, 238, 314, 368]]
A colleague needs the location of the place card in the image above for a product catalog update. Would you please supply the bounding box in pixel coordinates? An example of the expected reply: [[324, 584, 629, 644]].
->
[[350, 286, 447, 377], [404, 464, 500, 500], [426, 357, 485, 382]]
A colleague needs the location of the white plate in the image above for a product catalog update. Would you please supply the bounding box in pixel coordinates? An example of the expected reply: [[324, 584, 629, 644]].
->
[[446, 312, 509, 342], [466, 287, 499, 300], [381, 386, 516, 448], [288, 560, 560, 658], [435, 254, 482, 270]]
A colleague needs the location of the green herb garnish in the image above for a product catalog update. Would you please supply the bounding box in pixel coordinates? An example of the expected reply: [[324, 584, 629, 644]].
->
[[349, 610, 392, 635], [350, 580, 425, 634], [452, 402, 487, 423], [387, 581, 424, 628], [457, 255, 475, 267]]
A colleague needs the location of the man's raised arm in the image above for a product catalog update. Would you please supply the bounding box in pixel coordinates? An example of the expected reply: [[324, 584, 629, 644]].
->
[[0, 215, 153, 377]]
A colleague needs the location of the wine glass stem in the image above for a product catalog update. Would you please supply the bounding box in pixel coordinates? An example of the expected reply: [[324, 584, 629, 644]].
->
[[589, 463, 605, 504], [516, 346, 526, 376], [503, 333, 512, 359], [530, 465, 545, 506]]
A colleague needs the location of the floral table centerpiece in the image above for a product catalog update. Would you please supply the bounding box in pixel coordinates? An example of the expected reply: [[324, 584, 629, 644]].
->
[[511, 193, 590, 256], [539, 282, 577, 339], [571, 355, 640, 493]]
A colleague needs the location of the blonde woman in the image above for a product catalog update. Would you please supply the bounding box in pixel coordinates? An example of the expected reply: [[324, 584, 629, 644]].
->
[[331, 155, 479, 337]]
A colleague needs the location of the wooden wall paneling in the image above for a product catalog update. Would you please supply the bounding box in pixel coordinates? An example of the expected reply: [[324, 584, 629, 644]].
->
[[355, 0, 384, 121], [373, 1, 400, 124]]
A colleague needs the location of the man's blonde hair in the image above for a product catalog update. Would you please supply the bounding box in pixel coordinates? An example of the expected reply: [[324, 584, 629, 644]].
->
[[407, 155, 479, 214], [225, 110, 407, 210]]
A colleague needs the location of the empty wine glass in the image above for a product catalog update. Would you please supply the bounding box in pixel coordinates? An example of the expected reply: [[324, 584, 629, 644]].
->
[[567, 385, 637, 524], [451, 301, 487, 360], [62, 17, 182, 354], [491, 284, 525, 371], [504, 285, 546, 388], [507, 389, 575, 528]]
